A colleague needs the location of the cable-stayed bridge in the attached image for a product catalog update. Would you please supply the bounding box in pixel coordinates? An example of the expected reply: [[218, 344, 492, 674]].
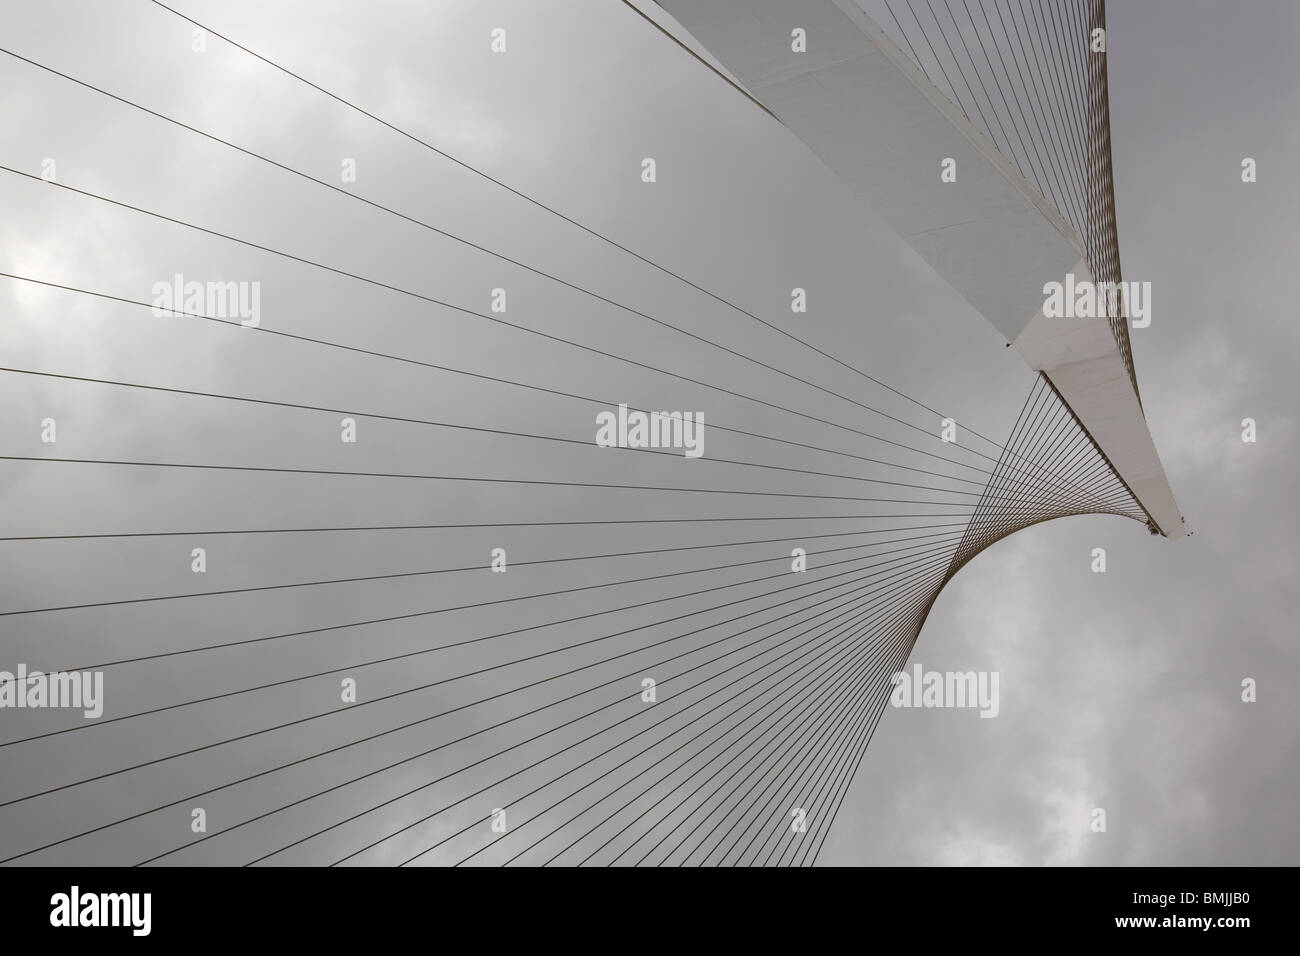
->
[[0, 0, 1182, 866]]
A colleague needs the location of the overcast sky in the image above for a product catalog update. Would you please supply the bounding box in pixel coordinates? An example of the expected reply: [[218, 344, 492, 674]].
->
[[0, 0, 1295, 866]]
